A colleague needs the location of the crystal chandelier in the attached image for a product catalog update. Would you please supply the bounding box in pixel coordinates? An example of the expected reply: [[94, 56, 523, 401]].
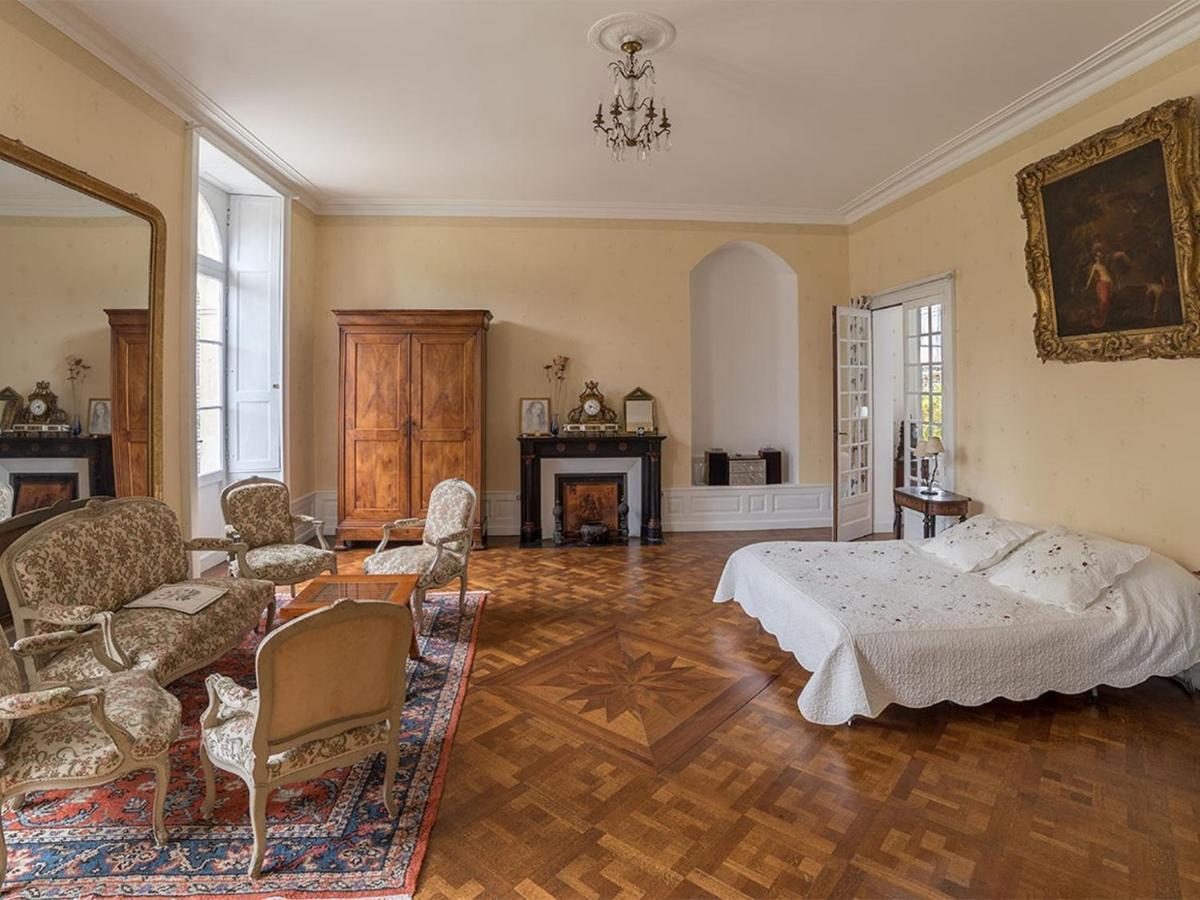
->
[[592, 38, 672, 161], [587, 13, 676, 162]]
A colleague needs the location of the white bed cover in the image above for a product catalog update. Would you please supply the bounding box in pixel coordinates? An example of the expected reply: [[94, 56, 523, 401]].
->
[[713, 540, 1200, 724]]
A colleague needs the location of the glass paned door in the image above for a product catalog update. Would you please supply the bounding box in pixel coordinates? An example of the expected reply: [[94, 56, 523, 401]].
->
[[833, 306, 872, 541], [903, 299, 948, 490]]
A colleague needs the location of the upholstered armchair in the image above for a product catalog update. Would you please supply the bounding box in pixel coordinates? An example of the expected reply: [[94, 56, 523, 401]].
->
[[363, 478, 476, 631], [0, 627, 181, 886], [199, 599, 413, 878], [221, 476, 337, 630]]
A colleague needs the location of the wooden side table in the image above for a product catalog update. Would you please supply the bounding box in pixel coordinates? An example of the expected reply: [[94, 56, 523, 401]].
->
[[280, 574, 420, 658], [893, 486, 971, 539]]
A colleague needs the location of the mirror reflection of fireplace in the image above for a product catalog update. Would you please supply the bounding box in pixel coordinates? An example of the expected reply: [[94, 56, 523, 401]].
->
[[553, 473, 629, 546]]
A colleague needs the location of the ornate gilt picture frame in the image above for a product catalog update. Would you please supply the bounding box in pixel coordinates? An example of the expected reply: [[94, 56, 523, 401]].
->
[[1016, 97, 1200, 362]]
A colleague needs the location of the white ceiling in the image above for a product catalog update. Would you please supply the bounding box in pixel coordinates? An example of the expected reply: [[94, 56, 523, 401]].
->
[[30, 0, 1194, 222]]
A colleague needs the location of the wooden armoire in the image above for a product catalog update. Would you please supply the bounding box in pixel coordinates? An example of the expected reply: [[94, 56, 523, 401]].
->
[[105, 308, 150, 496], [334, 309, 490, 547]]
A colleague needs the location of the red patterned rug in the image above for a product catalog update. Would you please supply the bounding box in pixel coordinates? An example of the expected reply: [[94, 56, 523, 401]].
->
[[3, 589, 487, 898]]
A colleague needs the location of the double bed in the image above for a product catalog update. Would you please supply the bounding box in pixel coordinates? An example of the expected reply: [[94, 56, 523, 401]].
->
[[714, 536, 1200, 724]]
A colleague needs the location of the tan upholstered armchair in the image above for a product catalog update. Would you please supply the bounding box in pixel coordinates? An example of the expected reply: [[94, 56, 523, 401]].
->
[[363, 478, 476, 631], [221, 476, 337, 630], [0, 627, 181, 886], [199, 599, 413, 878]]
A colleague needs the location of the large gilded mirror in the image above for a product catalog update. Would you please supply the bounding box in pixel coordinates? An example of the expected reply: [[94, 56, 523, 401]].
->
[[0, 134, 164, 522]]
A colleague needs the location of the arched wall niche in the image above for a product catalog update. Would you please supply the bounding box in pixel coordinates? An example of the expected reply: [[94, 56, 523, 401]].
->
[[689, 241, 800, 484]]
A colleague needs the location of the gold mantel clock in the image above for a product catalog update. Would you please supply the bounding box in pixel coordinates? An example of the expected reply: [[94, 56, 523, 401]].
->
[[563, 381, 619, 433]]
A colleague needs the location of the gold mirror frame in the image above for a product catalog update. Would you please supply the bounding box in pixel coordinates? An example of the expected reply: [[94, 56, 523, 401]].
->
[[1016, 97, 1200, 363], [0, 132, 165, 498]]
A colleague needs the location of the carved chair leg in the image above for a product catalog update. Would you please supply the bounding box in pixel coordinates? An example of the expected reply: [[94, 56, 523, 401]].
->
[[151, 756, 170, 846], [382, 737, 400, 818], [458, 570, 468, 612], [0, 811, 7, 890], [264, 593, 278, 633], [199, 740, 216, 818], [248, 784, 269, 879], [412, 587, 426, 634], [331, 557, 339, 575]]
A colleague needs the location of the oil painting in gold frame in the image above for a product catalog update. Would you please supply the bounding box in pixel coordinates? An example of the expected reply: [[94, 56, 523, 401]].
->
[[1016, 97, 1200, 363]]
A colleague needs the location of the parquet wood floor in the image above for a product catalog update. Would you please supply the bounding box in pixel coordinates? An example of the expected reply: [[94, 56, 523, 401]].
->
[[314, 532, 1200, 898]]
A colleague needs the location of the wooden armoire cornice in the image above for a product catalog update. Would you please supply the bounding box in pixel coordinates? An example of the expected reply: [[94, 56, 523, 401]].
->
[[334, 309, 490, 547]]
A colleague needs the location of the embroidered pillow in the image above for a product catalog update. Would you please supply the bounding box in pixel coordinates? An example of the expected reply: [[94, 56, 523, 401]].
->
[[986, 527, 1150, 612], [919, 514, 1041, 572]]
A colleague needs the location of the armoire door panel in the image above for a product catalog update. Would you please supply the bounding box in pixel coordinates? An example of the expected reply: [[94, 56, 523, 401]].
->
[[342, 332, 410, 523], [410, 333, 476, 517]]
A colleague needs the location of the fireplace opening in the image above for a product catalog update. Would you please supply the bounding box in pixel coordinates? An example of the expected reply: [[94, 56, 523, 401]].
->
[[553, 473, 628, 546]]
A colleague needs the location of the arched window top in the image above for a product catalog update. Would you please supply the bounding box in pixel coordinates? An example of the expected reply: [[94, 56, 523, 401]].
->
[[197, 194, 223, 263]]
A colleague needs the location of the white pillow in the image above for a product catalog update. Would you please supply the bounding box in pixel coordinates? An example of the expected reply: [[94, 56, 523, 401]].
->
[[918, 514, 1041, 572], [986, 527, 1151, 612]]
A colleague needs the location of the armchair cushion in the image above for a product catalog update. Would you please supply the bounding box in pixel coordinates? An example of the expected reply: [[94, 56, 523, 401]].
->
[[203, 692, 388, 781], [7, 498, 188, 615], [363, 544, 462, 586], [223, 481, 294, 549], [1, 671, 179, 791], [232, 543, 336, 584], [38, 577, 273, 685]]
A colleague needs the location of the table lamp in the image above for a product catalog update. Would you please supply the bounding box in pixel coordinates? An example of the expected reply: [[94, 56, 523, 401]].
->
[[914, 436, 945, 496]]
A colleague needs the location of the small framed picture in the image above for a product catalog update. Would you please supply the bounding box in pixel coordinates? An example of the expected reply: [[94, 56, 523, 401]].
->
[[623, 387, 656, 433], [519, 397, 551, 435], [87, 398, 112, 436], [0, 386, 22, 432]]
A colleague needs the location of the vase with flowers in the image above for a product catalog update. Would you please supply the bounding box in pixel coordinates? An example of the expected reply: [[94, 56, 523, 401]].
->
[[66, 355, 91, 436], [542, 355, 569, 435]]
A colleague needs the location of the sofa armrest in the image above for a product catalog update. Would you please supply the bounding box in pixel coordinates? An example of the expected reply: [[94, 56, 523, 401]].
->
[[376, 518, 425, 554], [12, 629, 83, 657], [186, 537, 251, 577], [201, 673, 258, 731], [0, 685, 78, 719], [33, 605, 130, 672]]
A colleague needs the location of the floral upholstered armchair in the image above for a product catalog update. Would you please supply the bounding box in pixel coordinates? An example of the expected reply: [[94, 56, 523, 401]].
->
[[0, 627, 180, 886], [199, 599, 413, 878], [363, 478, 475, 631], [0, 482, 11, 522], [0, 497, 274, 688], [221, 476, 336, 630]]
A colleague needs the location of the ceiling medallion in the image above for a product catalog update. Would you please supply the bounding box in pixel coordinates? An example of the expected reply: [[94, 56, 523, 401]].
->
[[588, 13, 675, 161]]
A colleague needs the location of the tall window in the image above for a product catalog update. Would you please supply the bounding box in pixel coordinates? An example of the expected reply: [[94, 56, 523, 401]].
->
[[904, 300, 948, 487], [196, 189, 226, 479]]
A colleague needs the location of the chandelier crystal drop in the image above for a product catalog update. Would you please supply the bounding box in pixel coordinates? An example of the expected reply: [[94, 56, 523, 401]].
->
[[592, 37, 672, 161]]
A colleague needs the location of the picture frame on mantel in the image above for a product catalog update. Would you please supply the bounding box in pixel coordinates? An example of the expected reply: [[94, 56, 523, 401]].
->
[[1016, 97, 1200, 363], [519, 397, 551, 436]]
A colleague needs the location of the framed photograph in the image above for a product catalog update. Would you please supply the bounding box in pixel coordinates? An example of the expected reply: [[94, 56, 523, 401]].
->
[[1017, 97, 1200, 362], [0, 386, 22, 432], [87, 398, 112, 436], [519, 397, 551, 435], [623, 387, 655, 433]]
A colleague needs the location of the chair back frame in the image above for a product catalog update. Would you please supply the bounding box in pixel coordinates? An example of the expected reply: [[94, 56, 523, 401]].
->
[[220, 475, 295, 550]]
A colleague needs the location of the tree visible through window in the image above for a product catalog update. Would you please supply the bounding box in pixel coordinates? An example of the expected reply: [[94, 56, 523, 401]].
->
[[905, 302, 944, 486]]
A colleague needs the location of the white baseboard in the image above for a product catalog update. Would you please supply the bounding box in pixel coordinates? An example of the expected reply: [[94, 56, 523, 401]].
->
[[664, 484, 832, 532], [306, 485, 832, 539]]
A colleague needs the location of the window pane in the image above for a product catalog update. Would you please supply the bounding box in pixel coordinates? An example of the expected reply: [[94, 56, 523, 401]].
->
[[930, 304, 942, 333], [197, 407, 222, 475], [197, 274, 223, 341], [197, 342, 222, 407], [197, 195, 223, 262]]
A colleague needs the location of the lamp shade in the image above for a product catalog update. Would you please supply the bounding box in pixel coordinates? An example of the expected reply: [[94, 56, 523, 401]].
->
[[914, 436, 945, 458]]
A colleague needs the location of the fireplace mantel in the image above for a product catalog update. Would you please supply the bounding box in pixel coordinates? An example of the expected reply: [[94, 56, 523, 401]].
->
[[518, 433, 666, 547], [0, 434, 115, 498]]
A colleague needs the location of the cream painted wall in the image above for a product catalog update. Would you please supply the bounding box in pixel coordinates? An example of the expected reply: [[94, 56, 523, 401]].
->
[[310, 218, 847, 495], [0, 3, 186, 506], [0, 215, 149, 424], [849, 45, 1200, 568]]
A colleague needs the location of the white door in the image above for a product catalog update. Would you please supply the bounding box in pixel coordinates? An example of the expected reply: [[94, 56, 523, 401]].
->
[[833, 306, 872, 541], [226, 194, 283, 476]]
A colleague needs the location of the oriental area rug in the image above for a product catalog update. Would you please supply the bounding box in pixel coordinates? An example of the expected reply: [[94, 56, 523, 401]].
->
[[2, 590, 487, 898]]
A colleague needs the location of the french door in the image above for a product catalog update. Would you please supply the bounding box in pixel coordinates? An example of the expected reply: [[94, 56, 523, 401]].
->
[[832, 306, 872, 541]]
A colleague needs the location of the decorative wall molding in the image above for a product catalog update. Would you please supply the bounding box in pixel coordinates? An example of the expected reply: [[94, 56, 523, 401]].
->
[[839, 0, 1200, 222], [315, 198, 847, 226], [663, 484, 832, 532], [28, 0, 1200, 226]]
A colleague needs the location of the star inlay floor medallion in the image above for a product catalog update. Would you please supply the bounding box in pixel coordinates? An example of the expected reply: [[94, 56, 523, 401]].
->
[[482, 625, 776, 771]]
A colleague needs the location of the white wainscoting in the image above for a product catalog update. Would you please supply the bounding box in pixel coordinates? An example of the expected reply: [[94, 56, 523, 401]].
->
[[304, 485, 832, 539]]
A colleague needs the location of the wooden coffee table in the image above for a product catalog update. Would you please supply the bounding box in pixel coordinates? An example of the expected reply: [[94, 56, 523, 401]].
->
[[279, 574, 420, 658]]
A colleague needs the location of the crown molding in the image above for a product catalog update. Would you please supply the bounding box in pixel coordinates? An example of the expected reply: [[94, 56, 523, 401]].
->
[[315, 197, 848, 226], [839, 0, 1200, 222], [19, 0, 324, 210]]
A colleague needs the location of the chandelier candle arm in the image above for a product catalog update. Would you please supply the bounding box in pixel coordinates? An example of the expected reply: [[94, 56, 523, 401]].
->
[[590, 30, 674, 160]]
